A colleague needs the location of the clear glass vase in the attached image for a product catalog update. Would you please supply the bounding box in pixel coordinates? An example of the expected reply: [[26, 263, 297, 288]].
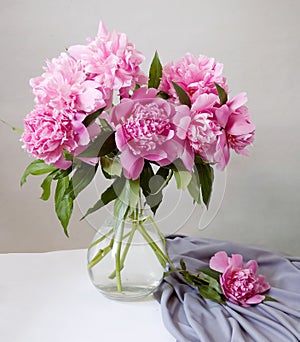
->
[[87, 211, 169, 301]]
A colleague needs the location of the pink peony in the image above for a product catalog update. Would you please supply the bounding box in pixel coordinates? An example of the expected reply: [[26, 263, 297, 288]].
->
[[30, 52, 106, 113], [68, 21, 147, 102], [213, 93, 255, 170], [184, 92, 255, 170], [21, 107, 98, 169], [159, 53, 227, 104], [108, 87, 191, 179], [209, 251, 270, 307]]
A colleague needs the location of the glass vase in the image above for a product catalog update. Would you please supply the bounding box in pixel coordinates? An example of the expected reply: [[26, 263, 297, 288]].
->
[[87, 210, 169, 301]]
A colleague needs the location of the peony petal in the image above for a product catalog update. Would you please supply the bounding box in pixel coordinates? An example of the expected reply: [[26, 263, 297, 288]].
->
[[228, 92, 248, 111], [131, 87, 158, 99], [245, 259, 258, 273], [191, 93, 218, 112], [120, 148, 144, 180], [227, 114, 256, 136], [230, 254, 243, 268], [209, 251, 230, 273], [215, 132, 230, 171], [110, 100, 134, 125], [245, 294, 265, 305], [181, 142, 194, 172], [214, 105, 231, 128]]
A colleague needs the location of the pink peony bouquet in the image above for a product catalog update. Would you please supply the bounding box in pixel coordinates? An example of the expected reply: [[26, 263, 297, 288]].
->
[[21, 21, 255, 235], [20, 22, 263, 300]]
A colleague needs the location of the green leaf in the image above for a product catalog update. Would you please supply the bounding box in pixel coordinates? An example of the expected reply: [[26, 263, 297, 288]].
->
[[140, 164, 172, 214], [100, 156, 122, 179], [200, 268, 221, 281], [140, 161, 154, 197], [157, 91, 170, 99], [53, 167, 72, 180], [171, 81, 191, 108], [54, 177, 73, 237], [67, 162, 98, 199], [174, 169, 192, 190], [40, 173, 55, 201], [63, 150, 74, 161], [40, 167, 73, 201], [180, 259, 187, 271], [148, 51, 162, 89], [118, 178, 140, 213], [264, 295, 279, 303], [194, 159, 214, 208], [187, 171, 201, 204], [215, 82, 228, 105], [82, 176, 126, 219], [199, 272, 223, 294], [21, 160, 57, 186], [82, 107, 105, 127], [198, 285, 225, 304], [77, 131, 116, 158]]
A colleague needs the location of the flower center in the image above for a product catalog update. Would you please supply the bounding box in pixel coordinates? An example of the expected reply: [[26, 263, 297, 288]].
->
[[229, 269, 258, 299], [122, 103, 173, 154]]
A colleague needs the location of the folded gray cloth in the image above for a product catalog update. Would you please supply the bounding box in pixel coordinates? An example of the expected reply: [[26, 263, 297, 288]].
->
[[154, 236, 300, 342]]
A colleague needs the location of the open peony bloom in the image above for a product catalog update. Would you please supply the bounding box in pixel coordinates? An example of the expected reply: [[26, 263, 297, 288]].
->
[[30, 52, 106, 113], [68, 21, 147, 103], [109, 87, 191, 179], [209, 251, 270, 307], [159, 53, 228, 104], [21, 108, 99, 169], [213, 93, 255, 170]]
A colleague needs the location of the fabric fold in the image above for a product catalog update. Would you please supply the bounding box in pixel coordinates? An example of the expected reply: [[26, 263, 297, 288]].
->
[[154, 236, 300, 342]]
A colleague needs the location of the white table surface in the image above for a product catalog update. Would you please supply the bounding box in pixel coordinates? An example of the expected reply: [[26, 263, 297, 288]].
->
[[0, 249, 175, 342]]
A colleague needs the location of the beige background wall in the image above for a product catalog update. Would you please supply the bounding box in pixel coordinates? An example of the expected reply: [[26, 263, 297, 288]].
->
[[0, 0, 299, 254]]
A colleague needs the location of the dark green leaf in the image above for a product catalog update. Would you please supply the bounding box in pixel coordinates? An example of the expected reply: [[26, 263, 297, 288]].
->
[[21, 160, 57, 186], [194, 159, 214, 208], [171, 81, 191, 108], [63, 150, 74, 161], [67, 162, 98, 199], [53, 167, 72, 180], [148, 51, 162, 89], [141, 164, 172, 214], [82, 107, 105, 127], [82, 176, 126, 219], [199, 272, 223, 294], [200, 268, 221, 281], [40, 167, 73, 201], [77, 131, 116, 158], [198, 285, 226, 304], [140, 161, 154, 198], [157, 91, 170, 99], [180, 259, 186, 271], [215, 82, 228, 105], [54, 177, 73, 236]]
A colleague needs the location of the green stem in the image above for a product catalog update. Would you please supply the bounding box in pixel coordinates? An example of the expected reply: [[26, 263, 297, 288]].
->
[[108, 222, 137, 279], [148, 216, 167, 250], [115, 220, 125, 292], [88, 228, 114, 251], [88, 237, 114, 269], [137, 221, 173, 268]]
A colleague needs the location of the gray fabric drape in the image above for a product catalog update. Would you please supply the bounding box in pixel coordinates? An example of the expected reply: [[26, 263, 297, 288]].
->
[[154, 236, 300, 342]]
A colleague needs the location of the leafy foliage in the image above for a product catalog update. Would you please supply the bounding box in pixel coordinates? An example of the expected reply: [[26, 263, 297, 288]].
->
[[148, 51, 162, 89], [175, 259, 226, 304], [171, 81, 191, 108]]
